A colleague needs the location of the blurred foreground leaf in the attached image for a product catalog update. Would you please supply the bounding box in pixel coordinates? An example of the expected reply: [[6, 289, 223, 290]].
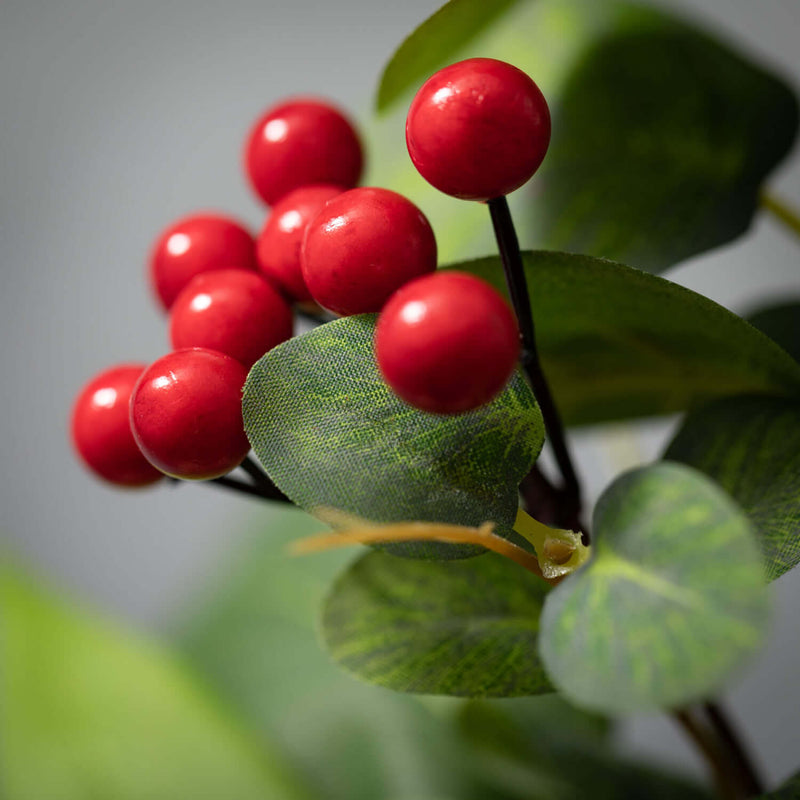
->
[[459, 252, 800, 426], [322, 551, 552, 697], [665, 396, 800, 581], [758, 771, 800, 798], [0, 561, 307, 800], [540, 463, 769, 714], [243, 314, 544, 559], [371, 0, 798, 272]]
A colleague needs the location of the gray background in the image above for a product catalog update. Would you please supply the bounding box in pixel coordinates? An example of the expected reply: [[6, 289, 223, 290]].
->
[[1, 0, 798, 789]]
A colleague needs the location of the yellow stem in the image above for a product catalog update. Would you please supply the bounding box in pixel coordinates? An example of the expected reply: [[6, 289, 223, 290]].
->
[[760, 191, 800, 240], [290, 521, 557, 584]]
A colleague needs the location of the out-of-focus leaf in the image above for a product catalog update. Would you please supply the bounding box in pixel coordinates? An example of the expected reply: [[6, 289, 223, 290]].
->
[[757, 771, 800, 798], [458, 252, 800, 426], [371, 0, 798, 272], [748, 301, 800, 363], [0, 562, 307, 800], [540, 463, 769, 714], [377, 0, 522, 111], [457, 699, 711, 799], [178, 508, 525, 800], [243, 314, 544, 559], [665, 395, 800, 581], [322, 550, 553, 697]]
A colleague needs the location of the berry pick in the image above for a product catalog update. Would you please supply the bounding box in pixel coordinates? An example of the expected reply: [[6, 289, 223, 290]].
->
[[150, 213, 257, 310], [130, 348, 251, 480], [301, 187, 437, 316], [375, 271, 520, 414], [244, 98, 363, 206], [406, 57, 551, 201], [71, 364, 164, 487]]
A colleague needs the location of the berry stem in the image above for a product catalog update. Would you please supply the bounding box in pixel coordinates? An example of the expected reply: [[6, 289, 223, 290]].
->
[[487, 196, 584, 538], [703, 702, 764, 797], [760, 191, 800, 240]]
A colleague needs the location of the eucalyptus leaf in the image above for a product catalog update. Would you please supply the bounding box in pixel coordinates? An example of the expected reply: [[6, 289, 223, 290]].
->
[[458, 251, 800, 426], [539, 462, 769, 714], [665, 395, 800, 581], [748, 301, 800, 363], [322, 550, 553, 697], [370, 0, 798, 272], [243, 314, 544, 559], [758, 771, 800, 799], [0, 562, 307, 800]]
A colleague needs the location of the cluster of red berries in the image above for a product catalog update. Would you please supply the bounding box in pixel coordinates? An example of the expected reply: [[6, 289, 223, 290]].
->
[[71, 58, 551, 490]]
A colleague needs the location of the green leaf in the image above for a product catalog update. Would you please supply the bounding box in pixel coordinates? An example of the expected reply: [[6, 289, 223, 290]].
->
[[458, 251, 800, 426], [178, 507, 521, 800], [457, 699, 712, 799], [322, 550, 553, 697], [748, 301, 800, 363], [758, 771, 800, 798], [665, 395, 800, 581], [376, 0, 522, 112], [0, 562, 307, 800], [243, 314, 544, 559], [370, 0, 798, 272], [539, 462, 769, 714]]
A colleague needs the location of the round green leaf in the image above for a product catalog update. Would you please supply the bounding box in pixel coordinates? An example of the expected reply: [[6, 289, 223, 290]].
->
[[369, 0, 798, 273], [0, 563, 307, 800], [665, 395, 800, 581], [459, 251, 800, 426], [539, 462, 769, 714], [322, 551, 553, 697], [243, 314, 544, 559]]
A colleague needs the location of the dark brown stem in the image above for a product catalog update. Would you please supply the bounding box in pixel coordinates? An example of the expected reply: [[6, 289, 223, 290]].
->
[[209, 474, 287, 501], [704, 702, 764, 797], [487, 196, 585, 540], [673, 709, 741, 800]]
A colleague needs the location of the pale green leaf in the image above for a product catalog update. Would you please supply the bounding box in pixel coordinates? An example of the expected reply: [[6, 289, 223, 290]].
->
[[539, 462, 769, 714]]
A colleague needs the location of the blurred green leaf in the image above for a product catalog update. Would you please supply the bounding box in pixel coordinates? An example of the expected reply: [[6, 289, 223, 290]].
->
[[178, 507, 523, 800], [758, 771, 800, 798], [748, 301, 800, 363], [539, 462, 769, 714], [456, 699, 711, 800], [322, 550, 553, 697], [370, 0, 798, 272], [0, 562, 307, 800], [377, 0, 522, 111], [243, 314, 544, 559], [665, 395, 800, 581], [458, 251, 800, 426]]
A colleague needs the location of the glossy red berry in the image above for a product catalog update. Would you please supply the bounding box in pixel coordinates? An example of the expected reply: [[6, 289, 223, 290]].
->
[[150, 213, 257, 310], [71, 364, 164, 487], [244, 98, 363, 206], [169, 270, 293, 369], [406, 58, 551, 201], [375, 271, 520, 414], [130, 348, 250, 480], [256, 184, 344, 303], [301, 187, 437, 316]]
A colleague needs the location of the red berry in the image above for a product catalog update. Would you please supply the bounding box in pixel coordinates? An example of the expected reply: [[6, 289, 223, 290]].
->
[[375, 271, 520, 414], [71, 364, 163, 487], [150, 213, 257, 310], [169, 270, 293, 369], [130, 348, 250, 480], [244, 98, 363, 206], [406, 58, 551, 201], [256, 184, 344, 303], [301, 187, 437, 316]]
